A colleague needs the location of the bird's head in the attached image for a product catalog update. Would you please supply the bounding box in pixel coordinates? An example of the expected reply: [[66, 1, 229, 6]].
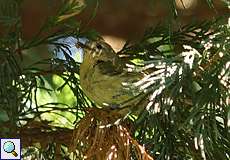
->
[[76, 38, 116, 63]]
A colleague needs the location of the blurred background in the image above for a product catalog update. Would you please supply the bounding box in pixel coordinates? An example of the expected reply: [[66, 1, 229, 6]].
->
[[21, 0, 229, 51]]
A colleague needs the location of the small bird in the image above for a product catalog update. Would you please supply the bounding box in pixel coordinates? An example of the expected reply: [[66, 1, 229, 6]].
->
[[77, 38, 146, 114]]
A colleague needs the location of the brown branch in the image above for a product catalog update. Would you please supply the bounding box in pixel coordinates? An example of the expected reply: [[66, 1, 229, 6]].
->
[[15, 121, 73, 148]]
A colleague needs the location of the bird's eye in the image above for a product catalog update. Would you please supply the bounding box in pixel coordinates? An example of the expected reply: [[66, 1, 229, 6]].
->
[[96, 43, 103, 50]]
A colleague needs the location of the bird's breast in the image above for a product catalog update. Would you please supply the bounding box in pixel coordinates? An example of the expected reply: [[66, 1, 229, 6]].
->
[[80, 62, 141, 107]]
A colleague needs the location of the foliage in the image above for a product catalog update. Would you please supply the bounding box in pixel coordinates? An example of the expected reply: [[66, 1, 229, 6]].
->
[[0, 0, 229, 159], [120, 19, 230, 160]]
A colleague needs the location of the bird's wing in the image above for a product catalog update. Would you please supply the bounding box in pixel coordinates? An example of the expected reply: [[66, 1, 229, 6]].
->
[[95, 59, 124, 76]]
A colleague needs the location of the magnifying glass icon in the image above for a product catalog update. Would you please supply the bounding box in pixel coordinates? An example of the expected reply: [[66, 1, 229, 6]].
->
[[3, 141, 18, 157]]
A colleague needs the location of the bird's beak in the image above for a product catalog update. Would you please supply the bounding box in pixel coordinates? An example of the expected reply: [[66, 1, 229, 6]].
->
[[76, 41, 94, 52], [76, 41, 87, 49], [74, 38, 89, 63], [75, 42, 87, 63]]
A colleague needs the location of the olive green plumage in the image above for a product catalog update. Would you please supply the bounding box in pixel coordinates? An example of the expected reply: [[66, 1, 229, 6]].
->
[[79, 39, 146, 113]]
